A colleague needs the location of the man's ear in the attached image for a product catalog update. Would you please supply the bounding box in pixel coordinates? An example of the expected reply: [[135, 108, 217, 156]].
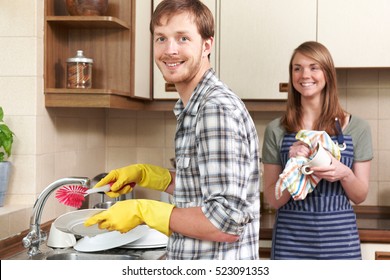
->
[[203, 37, 214, 58]]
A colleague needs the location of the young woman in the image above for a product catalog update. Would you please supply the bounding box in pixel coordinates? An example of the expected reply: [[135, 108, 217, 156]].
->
[[262, 41, 373, 259]]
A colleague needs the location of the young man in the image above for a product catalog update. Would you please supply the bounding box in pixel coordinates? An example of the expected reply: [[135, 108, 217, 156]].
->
[[85, 0, 260, 260]]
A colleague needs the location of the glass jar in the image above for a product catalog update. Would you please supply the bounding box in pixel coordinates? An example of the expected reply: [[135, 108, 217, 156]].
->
[[66, 50, 93, 89]]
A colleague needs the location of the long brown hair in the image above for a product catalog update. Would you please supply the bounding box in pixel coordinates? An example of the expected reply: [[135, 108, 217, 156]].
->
[[281, 41, 346, 135]]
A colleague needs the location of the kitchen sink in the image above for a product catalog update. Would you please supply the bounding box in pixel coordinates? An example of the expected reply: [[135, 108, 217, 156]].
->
[[7, 244, 166, 260], [45, 252, 141, 260]]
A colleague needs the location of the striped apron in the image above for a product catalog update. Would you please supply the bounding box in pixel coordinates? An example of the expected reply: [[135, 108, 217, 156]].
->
[[271, 133, 362, 260]]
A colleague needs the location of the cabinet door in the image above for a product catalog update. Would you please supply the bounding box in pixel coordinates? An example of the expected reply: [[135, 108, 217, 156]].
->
[[134, 0, 152, 98], [218, 0, 316, 100], [361, 243, 390, 260], [152, 0, 217, 100], [318, 0, 390, 67]]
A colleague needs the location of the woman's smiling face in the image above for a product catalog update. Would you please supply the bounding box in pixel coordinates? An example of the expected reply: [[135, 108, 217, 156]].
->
[[291, 52, 326, 98]]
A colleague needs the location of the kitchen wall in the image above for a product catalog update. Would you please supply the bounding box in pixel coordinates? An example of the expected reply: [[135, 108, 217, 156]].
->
[[0, 1, 389, 241], [0, 0, 108, 240]]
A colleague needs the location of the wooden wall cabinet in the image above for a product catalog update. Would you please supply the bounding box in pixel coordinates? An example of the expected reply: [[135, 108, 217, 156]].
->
[[44, 0, 152, 109], [218, 0, 316, 100], [318, 0, 390, 67]]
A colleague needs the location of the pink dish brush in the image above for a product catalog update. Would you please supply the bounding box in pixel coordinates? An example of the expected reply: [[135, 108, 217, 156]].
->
[[55, 184, 111, 208]]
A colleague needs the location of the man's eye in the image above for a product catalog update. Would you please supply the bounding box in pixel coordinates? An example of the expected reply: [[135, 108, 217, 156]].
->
[[180, 37, 189, 42], [155, 37, 165, 42]]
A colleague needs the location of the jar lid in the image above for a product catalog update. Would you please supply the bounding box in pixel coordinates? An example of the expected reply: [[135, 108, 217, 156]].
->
[[67, 50, 93, 63]]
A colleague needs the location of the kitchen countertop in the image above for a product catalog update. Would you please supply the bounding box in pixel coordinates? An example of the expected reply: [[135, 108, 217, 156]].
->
[[6, 244, 167, 260], [258, 206, 390, 259], [0, 221, 167, 260], [260, 205, 390, 243], [2, 206, 389, 260]]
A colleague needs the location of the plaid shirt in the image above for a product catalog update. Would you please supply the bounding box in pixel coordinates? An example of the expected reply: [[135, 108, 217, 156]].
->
[[166, 69, 260, 259]]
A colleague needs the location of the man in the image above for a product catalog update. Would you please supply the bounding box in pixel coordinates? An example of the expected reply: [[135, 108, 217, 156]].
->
[[85, 0, 260, 260]]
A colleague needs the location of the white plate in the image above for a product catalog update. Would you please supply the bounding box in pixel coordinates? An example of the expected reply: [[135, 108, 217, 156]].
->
[[53, 209, 108, 237], [121, 225, 168, 249], [74, 225, 148, 252], [122, 243, 167, 249]]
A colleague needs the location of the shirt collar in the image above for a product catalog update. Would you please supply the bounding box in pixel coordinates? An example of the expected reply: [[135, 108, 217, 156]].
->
[[173, 68, 216, 120]]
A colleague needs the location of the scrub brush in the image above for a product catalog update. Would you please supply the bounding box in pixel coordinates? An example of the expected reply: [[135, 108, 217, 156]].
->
[[55, 184, 111, 208]]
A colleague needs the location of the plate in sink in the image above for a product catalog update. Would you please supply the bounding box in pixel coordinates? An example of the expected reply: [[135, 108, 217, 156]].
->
[[53, 209, 108, 237], [121, 225, 168, 249], [74, 225, 148, 252]]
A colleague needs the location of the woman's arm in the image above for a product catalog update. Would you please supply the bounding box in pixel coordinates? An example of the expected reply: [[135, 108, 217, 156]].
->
[[342, 161, 370, 204], [263, 163, 290, 209], [311, 159, 370, 204]]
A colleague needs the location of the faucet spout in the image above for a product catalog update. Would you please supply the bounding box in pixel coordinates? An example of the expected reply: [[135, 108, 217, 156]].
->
[[22, 177, 90, 256]]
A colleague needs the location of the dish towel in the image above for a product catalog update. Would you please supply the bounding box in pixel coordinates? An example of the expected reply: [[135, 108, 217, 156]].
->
[[275, 130, 341, 200]]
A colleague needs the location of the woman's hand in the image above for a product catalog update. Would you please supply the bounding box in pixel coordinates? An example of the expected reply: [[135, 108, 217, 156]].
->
[[309, 156, 370, 204], [309, 154, 350, 182], [289, 141, 311, 158]]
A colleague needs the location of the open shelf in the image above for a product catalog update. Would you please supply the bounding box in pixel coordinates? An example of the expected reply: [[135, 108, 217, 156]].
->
[[45, 91, 144, 110], [46, 16, 131, 29], [43, 0, 153, 108]]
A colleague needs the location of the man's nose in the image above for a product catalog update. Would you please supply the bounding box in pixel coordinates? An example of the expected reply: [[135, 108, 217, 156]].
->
[[165, 39, 179, 55]]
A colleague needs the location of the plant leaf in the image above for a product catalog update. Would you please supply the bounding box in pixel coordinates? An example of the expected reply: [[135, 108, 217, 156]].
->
[[0, 124, 14, 158], [0, 107, 14, 160]]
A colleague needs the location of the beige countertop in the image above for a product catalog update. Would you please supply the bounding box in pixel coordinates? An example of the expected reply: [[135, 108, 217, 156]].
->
[[260, 206, 390, 243], [2, 206, 389, 260]]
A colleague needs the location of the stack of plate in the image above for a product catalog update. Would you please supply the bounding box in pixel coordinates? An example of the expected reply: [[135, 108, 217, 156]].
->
[[53, 209, 168, 252], [121, 225, 168, 249]]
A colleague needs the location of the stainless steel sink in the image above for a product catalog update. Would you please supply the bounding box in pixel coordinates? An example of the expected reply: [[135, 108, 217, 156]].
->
[[7, 244, 166, 260], [45, 252, 141, 260]]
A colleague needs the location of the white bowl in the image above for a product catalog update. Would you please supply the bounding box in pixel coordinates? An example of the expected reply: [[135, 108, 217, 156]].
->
[[47, 224, 76, 248]]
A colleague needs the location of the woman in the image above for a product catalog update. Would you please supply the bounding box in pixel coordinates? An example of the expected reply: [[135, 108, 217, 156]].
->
[[262, 41, 373, 259]]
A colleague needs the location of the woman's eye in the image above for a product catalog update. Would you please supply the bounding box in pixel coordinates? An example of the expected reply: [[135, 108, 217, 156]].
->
[[180, 37, 189, 42], [311, 66, 321, 71]]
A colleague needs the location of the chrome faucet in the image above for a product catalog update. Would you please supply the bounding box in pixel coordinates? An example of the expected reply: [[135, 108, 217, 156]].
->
[[22, 177, 90, 256]]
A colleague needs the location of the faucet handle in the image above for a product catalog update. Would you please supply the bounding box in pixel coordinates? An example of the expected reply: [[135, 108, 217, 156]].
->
[[22, 233, 32, 248], [22, 227, 47, 256]]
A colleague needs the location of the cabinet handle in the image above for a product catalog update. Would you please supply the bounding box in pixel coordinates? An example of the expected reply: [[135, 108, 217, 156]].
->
[[279, 83, 288, 93], [165, 83, 177, 92]]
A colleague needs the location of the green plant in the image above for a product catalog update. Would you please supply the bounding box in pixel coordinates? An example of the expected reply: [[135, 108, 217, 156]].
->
[[0, 107, 14, 162]]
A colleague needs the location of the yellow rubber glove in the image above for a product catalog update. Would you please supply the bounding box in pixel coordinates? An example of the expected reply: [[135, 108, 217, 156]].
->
[[94, 164, 172, 198], [84, 199, 175, 236]]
